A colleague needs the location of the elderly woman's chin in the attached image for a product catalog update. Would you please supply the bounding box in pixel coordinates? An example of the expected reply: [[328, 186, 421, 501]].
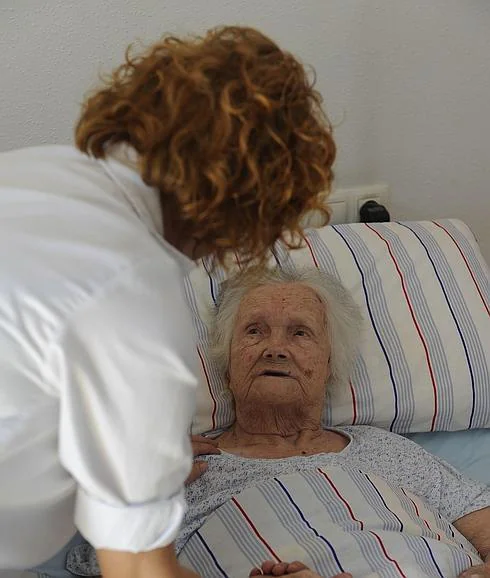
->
[[233, 377, 316, 418]]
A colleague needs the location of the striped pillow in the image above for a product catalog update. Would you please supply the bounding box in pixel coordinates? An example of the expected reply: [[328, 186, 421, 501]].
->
[[185, 219, 490, 434]]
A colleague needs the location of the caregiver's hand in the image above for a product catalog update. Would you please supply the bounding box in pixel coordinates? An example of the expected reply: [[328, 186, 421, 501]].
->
[[186, 435, 221, 485], [249, 560, 352, 577]]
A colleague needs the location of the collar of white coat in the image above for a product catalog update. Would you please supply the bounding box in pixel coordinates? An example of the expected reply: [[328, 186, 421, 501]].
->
[[101, 143, 196, 276]]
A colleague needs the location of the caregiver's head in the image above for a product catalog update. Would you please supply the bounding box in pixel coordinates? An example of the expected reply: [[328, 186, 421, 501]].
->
[[212, 268, 362, 432], [75, 26, 335, 264]]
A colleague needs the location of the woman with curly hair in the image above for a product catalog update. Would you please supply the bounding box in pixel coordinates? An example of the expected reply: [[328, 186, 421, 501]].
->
[[0, 26, 335, 578]]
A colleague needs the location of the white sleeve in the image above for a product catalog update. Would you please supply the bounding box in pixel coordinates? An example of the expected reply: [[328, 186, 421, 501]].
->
[[53, 253, 198, 552]]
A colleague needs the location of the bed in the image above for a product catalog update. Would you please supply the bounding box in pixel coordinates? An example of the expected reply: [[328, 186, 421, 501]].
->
[[179, 217, 490, 577]]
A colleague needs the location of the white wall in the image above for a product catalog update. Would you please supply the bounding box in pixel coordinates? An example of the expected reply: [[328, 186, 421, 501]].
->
[[1, 0, 489, 259]]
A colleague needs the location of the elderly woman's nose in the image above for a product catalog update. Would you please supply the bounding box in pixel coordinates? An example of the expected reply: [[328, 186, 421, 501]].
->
[[262, 334, 290, 360], [263, 348, 289, 360]]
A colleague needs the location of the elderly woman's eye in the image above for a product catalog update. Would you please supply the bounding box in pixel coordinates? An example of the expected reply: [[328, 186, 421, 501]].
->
[[247, 326, 260, 335], [294, 328, 308, 337]]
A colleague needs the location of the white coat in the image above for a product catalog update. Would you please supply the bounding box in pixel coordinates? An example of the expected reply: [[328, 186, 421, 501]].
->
[[0, 144, 198, 568]]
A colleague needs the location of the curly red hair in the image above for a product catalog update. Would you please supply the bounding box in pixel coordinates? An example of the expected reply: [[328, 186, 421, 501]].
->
[[76, 26, 335, 264]]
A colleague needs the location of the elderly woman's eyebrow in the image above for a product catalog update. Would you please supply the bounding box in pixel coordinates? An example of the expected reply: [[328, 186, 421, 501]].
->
[[239, 314, 266, 328], [240, 313, 321, 329]]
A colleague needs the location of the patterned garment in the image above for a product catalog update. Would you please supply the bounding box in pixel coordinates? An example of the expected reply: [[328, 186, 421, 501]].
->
[[67, 426, 490, 577]]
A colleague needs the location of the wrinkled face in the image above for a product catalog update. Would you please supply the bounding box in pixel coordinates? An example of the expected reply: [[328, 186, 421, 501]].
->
[[228, 283, 331, 409]]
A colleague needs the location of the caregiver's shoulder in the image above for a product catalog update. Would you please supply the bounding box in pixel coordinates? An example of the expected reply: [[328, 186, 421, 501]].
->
[[0, 144, 93, 171], [0, 145, 112, 193], [0, 143, 164, 259], [0, 143, 182, 323]]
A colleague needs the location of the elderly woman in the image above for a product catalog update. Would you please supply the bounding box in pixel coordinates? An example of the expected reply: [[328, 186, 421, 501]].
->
[[67, 268, 490, 578]]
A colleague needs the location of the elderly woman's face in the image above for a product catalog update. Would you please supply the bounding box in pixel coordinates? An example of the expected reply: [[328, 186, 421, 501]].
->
[[228, 283, 331, 409]]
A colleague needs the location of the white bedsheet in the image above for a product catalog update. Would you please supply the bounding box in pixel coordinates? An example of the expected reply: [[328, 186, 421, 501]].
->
[[180, 467, 482, 578]]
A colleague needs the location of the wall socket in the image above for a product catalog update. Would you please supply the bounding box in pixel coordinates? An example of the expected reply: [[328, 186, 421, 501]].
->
[[302, 183, 391, 227]]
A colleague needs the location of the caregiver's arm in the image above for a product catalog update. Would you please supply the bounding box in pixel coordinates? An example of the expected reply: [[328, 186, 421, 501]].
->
[[97, 546, 198, 578], [52, 252, 199, 576]]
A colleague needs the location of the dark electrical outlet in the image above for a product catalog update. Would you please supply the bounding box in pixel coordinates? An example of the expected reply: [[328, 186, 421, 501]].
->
[[359, 200, 391, 223]]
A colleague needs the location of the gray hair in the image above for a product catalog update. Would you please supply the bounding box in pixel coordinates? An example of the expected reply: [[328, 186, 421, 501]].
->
[[211, 267, 363, 390]]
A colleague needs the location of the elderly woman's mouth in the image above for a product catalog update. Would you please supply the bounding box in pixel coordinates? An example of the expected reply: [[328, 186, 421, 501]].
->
[[259, 369, 292, 377]]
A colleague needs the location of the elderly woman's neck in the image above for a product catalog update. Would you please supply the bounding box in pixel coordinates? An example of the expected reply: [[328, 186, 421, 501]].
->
[[229, 407, 324, 447], [230, 422, 324, 448], [218, 409, 349, 458]]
